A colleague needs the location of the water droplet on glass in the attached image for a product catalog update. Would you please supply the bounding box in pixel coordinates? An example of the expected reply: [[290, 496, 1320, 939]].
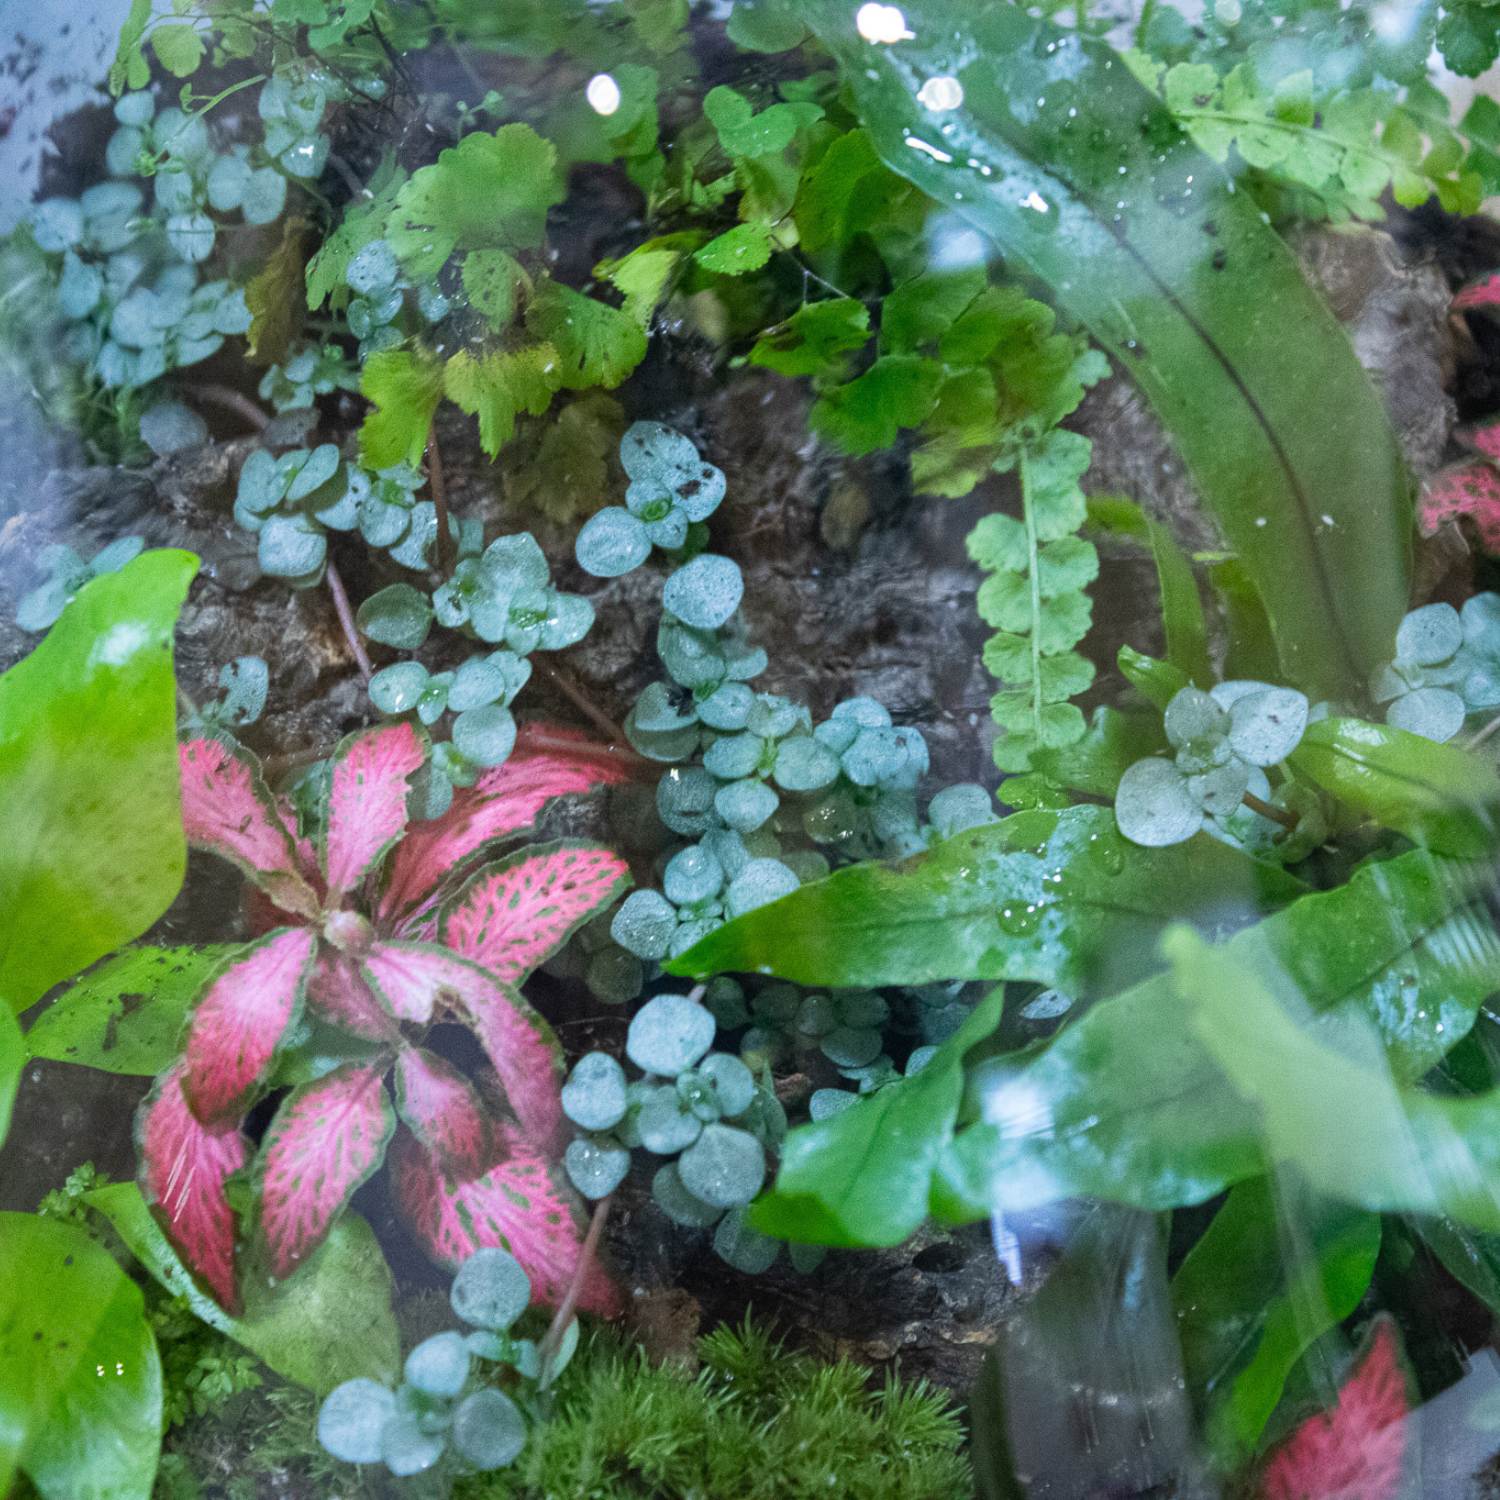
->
[[586, 73, 621, 116], [917, 75, 965, 112]]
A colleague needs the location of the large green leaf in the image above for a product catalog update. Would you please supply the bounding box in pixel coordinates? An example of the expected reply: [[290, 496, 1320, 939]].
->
[[0, 1213, 162, 1499], [799, 0, 1410, 699], [24, 945, 237, 1076], [1171, 1177, 1380, 1463], [0, 1004, 19, 1146], [936, 848, 1500, 1221], [0, 551, 198, 1014], [1289, 717, 1500, 857], [85, 1183, 399, 1395], [749, 989, 1003, 1246], [669, 804, 1298, 994]]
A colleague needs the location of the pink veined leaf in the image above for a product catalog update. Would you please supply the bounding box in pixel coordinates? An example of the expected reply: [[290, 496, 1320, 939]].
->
[[256, 1062, 395, 1280], [440, 840, 632, 985], [306, 949, 399, 1042], [1418, 461, 1500, 553], [183, 927, 318, 1124], [136, 1061, 248, 1311], [361, 942, 564, 1144], [179, 738, 321, 919], [1259, 1319, 1408, 1500], [377, 724, 633, 929], [1453, 272, 1500, 311], [389, 1125, 620, 1315], [322, 722, 427, 903], [393, 1046, 496, 1181], [1459, 420, 1500, 464]]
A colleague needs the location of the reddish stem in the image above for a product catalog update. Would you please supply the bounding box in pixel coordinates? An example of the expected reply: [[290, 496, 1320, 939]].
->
[[196, 384, 271, 433], [324, 558, 373, 684], [538, 1192, 614, 1388], [1242, 789, 1298, 832], [426, 433, 455, 577]]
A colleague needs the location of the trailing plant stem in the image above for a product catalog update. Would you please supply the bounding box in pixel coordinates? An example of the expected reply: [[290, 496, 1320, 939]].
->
[[538, 1192, 613, 1388], [1021, 448, 1045, 737], [324, 559, 373, 683], [1242, 789, 1298, 831]]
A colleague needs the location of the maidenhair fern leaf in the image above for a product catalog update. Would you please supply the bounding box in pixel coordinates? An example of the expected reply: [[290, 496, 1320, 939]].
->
[[969, 428, 1097, 775]]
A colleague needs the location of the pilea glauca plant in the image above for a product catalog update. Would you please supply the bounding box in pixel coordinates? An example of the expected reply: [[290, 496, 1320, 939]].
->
[[133, 720, 631, 1314]]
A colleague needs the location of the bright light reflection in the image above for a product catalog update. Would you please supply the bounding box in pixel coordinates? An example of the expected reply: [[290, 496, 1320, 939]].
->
[[1020, 190, 1050, 213], [586, 73, 622, 117], [916, 75, 964, 112], [855, 3, 914, 44]]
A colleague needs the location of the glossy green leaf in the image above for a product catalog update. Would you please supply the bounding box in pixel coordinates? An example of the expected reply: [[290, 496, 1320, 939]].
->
[[936, 848, 1500, 1224], [1117, 645, 1189, 710], [0, 1213, 162, 1499], [1288, 717, 1500, 857], [800, 0, 1410, 700], [668, 804, 1298, 994], [0, 551, 198, 1014], [85, 1183, 399, 1394], [1030, 706, 1167, 797], [25, 945, 237, 1076], [1171, 1177, 1380, 1462], [749, 989, 1002, 1247]]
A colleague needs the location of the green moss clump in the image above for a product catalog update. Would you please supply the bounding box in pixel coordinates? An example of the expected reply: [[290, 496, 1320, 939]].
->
[[456, 1318, 971, 1500]]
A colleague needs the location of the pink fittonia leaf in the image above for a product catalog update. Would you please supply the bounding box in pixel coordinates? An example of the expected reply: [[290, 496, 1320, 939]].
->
[[322, 722, 426, 903], [440, 841, 632, 985], [394, 1046, 495, 1181], [390, 1125, 620, 1315], [361, 942, 563, 1143], [183, 928, 317, 1124], [1259, 1319, 1408, 1500], [1454, 272, 1500, 311], [256, 1062, 394, 1280], [179, 738, 321, 919], [1460, 420, 1500, 463], [137, 1061, 248, 1311], [377, 724, 633, 928], [1418, 461, 1500, 552], [306, 949, 399, 1042]]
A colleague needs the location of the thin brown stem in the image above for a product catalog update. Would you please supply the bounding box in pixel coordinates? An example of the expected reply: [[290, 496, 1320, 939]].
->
[[324, 559, 373, 684], [538, 1192, 614, 1389], [1468, 712, 1500, 750], [195, 384, 270, 433], [541, 662, 627, 745], [426, 433, 456, 577], [1242, 789, 1298, 832], [518, 724, 655, 778], [262, 743, 333, 777]]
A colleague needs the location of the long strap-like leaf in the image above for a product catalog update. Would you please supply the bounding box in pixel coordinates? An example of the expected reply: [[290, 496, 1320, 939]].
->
[[800, 1, 1411, 698]]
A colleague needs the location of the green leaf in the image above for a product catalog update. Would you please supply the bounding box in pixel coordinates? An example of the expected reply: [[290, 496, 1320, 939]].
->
[[444, 345, 560, 456], [1117, 644, 1189, 709], [245, 218, 309, 365], [358, 350, 444, 469], [799, 0, 1411, 700], [86, 1184, 399, 1395], [108, 0, 152, 93], [306, 160, 405, 310], [1288, 718, 1500, 857], [725, 0, 809, 53], [24, 945, 237, 1076], [1030, 705, 1168, 797], [389, 125, 563, 272], [1167, 923, 1500, 1229], [460, 248, 523, 330], [750, 989, 1002, 1246], [749, 298, 871, 378], [936, 849, 1500, 1224], [149, 23, 205, 77], [0, 552, 197, 1015], [703, 85, 811, 158], [668, 803, 1298, 991], [808, 355, 943, 457], [694, 221, 774, 276], [595, 232, 707, 327], [525, 284, 647, 390], [1171, 1178, 1380, 1462], [0, 1213, 162, 1499], [0, 1005, 19, 1147], [881, 266, 985, 354]]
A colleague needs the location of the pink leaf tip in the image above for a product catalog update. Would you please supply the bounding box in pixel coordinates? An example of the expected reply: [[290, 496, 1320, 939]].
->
[[1419, 461, 1500, 553], [1259, 1319, 1408, 1500]]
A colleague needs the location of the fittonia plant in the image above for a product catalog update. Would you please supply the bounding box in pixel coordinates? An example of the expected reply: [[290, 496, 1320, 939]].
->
[[136, 721, 631, 1313], [318, 1247, 560, 1477]]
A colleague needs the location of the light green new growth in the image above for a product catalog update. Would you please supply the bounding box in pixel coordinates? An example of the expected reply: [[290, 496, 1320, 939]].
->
[[969, 429, 1097, 774]]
